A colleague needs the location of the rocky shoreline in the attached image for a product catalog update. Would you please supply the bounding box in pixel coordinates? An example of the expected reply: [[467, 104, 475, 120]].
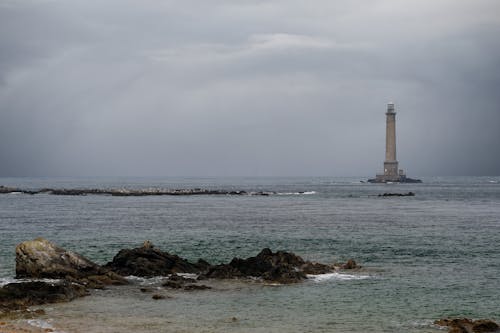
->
[[1, 238, 358, 314], [1, 238, 498, 333], [0, 185, 279, 197]]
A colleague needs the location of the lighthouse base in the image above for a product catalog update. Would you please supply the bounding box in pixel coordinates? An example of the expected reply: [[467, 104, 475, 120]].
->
[[367, 175, 422, 183]]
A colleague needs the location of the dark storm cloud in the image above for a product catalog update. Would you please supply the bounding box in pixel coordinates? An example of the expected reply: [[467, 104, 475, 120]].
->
[[1, 0, 499, 176]]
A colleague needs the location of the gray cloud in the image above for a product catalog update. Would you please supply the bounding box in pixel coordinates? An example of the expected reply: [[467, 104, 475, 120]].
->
[[1, 0, 499, 177]]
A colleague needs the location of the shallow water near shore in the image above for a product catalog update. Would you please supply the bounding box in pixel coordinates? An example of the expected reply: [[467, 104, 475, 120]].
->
[[1, 176, 499, 332]]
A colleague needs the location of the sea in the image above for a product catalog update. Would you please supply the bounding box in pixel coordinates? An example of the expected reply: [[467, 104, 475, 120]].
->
[[0, 176, 499, 333]]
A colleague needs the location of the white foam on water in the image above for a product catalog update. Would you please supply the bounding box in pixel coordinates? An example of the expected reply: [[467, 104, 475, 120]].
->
[[27, 319, 54, 329], [125, 275, 166, 285], [0, 277, 61, 287], [277, 191, 317, 195], [177, 273, 198, 279], [302, 191, 316, 195], [307, 272, 371, 282], [27, 319, 67, 333], [125, 273, 199, 285]]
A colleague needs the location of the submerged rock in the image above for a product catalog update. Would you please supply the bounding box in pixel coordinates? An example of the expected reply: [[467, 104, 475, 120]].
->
[[0, 281, 88, 312], [435, 318, 500, 333], [15, 238, 126, 286], [104, 242, 205, 277], [202, 248, 335, 283], [341, 259, 360, 270], [183, 284, 211, 291], [378, 192, 415, 197]]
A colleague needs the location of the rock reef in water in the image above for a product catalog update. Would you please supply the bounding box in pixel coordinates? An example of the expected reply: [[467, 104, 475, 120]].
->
[[378, 192, 415, 197], [0, 185, 271, 197], [16, 238, 126, 288], [103, 242, 342, 283], [3, 238, 360, 314], [435, 318, 500, 333], [104, 241, 210, 277], [201, 248, 335, 283]]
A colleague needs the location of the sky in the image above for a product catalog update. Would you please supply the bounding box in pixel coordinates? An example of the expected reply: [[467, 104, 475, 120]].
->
[[1, 0, 499, 177]]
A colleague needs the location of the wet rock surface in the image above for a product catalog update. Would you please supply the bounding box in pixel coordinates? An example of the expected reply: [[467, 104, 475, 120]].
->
[[3, 239, 358, 315], [162, 274, 211, 291], [104, 242, 206, 277], [202, 248, 335, 283], [378, 192, 415, 197], [435, 318, 500, 333], [0, 281, 88, 312], [341, 259, 360, 269], [15, 238, 126, 287]]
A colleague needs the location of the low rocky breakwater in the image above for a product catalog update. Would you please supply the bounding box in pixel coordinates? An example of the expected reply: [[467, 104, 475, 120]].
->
[[0, 185, 275, 197]]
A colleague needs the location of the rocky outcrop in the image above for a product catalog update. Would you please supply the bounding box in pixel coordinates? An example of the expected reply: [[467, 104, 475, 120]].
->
[[341, 259, 360, 269], [378, 192, 415, 197], [104, 241, 205, 277], [15, 238, 356, 285], [201, 248, 335, 284], [15, 238, 126, 287], [0, 281, 88, 312], [435, 318, 500, 333]]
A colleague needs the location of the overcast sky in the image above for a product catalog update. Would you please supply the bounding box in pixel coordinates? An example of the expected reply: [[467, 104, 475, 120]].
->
[[1, 0, 499, 177]]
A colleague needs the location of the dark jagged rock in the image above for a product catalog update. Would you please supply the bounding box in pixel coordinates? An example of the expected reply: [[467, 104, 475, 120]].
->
[[378, 192, 415, 197], [0, 281, 88, 312], [301, 262, 335, 275], [162, 273, 198, 289], [15, 238, 127, 286], [435, 318, 500, 333], [202, 248, 335, 284], [105, 242, 205, 277], [167, 273, 196, 284], [341, 259, 360, 269]]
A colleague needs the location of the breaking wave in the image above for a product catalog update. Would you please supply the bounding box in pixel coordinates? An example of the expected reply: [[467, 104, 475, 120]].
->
[[276, 191, 317, 195], [307, 272, 371, 282], [0, 277, 61, 287]]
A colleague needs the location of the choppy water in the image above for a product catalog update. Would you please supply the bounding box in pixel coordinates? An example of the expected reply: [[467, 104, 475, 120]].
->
[[1, 176, 499, 332]]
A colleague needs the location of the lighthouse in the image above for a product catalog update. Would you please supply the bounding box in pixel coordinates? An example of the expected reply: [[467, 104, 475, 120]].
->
[[368, 103, 421, 183], [383, 102, 399, 179]]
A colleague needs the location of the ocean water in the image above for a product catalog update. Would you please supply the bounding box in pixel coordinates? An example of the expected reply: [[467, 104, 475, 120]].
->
[[0, 176, 499, 332]]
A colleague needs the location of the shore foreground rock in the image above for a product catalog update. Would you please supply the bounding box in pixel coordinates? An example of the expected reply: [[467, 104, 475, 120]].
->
[[16, 238, 127, 288], [104, 241, 210, 277], [435, 318, 500, 333], [3, 238, 360, 314], [0, 281, 87, 312]]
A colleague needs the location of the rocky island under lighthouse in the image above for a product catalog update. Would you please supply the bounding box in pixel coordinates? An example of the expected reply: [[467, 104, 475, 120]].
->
[[368, 103, 421, 183]]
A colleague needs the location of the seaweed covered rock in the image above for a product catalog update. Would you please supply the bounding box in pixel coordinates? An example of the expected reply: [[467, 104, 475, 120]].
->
[[15, 238, 126, 286], [0, 281, 88, 312], [435, 318, 500, 333], [104, 241, 205, 277], [202, 248, 335, 283]]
